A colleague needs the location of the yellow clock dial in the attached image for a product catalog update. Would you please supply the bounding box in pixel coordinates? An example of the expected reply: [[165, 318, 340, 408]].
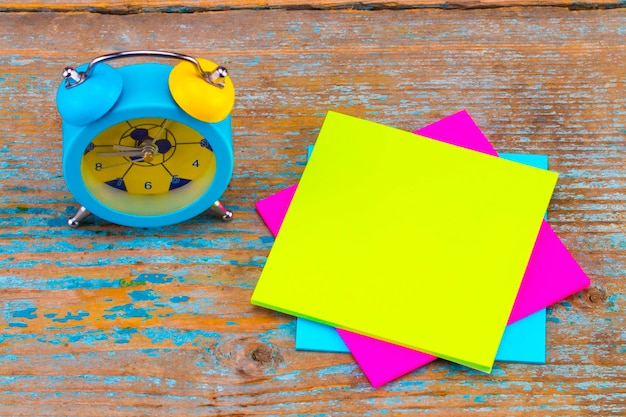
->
[[81, 118, 217, 216]]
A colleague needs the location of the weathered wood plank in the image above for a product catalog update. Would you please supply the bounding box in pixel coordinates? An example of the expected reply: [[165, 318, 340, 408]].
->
[[0, 0, 623, 12], [0, 7, 624, 416]]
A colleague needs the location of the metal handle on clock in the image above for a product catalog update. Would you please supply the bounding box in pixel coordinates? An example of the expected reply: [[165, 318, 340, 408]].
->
[[62, 50, 228, 89]]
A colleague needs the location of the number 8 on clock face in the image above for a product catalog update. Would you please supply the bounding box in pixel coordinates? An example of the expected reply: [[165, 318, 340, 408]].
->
[[56, 51, 236, 228]]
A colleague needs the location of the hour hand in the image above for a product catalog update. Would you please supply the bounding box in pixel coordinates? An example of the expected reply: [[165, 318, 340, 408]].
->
[[97, 143, 157, 162], [112, 145, 141, 151], [101, 157, 145, 169], [98, 149, 144, 157]]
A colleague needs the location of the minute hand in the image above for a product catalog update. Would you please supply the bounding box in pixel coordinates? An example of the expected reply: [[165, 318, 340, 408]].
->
[[112, 145, 143, 151], [98, 150, 144, 157]]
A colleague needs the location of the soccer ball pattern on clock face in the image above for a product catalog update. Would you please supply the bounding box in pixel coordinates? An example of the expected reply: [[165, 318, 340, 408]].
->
[[81, 117, 217, 217]]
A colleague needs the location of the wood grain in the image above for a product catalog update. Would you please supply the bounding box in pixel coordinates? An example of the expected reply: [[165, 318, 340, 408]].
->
[[0, 0, 623, 12], [0, 6, 624, 416]]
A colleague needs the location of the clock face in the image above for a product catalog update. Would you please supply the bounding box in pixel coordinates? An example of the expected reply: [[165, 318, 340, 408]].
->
[[81, 117, 217, 216]]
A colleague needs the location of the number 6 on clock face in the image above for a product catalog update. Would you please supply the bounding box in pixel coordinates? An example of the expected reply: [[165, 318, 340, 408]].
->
[[56, 51, 235, 228]]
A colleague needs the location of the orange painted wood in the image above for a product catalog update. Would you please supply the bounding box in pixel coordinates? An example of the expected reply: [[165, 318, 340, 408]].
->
[[0, 7, 624, 416]]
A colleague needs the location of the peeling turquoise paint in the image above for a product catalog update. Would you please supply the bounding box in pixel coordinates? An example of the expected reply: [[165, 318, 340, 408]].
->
[[138, 273, 175, 284], [275, 372, 300, 382], [104, 304, 154, 320], [128, 289, 161, 302], [257, 321, 295, 344], [245, 57, 260, 66], [170, 296, 189, 303], [2, 300, 38, 321], [52, 310, 89, 323], [141, 327, 221, 347], [1, 226, 271, 255], [11, 307, 37, 319], [606, 294, 624, 312], [315, 363, 359, 378], [112, 327, 139, 344]]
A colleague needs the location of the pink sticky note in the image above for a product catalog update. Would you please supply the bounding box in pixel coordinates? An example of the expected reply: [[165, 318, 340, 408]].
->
[[255, 184, 298, 237], [407, 111, 590, 324], [255, 110, 590, 387]]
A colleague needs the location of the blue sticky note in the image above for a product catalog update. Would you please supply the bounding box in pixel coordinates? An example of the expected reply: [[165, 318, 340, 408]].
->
[[295, 152, 548, 365], [297, 309, 547, 364], [499, 153, 549, 175], [495, 308, 547, 363], [296, 317, 350, 352]]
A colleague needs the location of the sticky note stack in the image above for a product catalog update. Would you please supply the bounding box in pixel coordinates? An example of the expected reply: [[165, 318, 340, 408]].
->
[[252, 110, 590, 387]]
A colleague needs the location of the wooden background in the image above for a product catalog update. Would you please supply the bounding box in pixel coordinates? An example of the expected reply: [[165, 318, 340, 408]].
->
[[0, 1, 624, 415]]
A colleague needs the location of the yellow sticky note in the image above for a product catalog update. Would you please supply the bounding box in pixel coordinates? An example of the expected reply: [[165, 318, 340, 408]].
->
[[251, 111, 558, 372]]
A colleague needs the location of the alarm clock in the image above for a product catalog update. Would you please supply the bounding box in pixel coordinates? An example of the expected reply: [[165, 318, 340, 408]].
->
[[56, 50, 235, 228]]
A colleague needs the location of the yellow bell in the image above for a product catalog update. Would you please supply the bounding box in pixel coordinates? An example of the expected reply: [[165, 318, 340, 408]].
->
[[168, 58, 235, 123]]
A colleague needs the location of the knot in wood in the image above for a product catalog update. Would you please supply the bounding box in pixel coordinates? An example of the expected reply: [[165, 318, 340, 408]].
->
[[215, 337, 284, 378], [251, 345, 273, 363], [585, 286, 608, 305]]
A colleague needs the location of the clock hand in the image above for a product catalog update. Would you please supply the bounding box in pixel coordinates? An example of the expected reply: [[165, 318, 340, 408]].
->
[[98, 150, 145, 157], [95, 121, 170, 163], [112, 145, 142, 151], [147, 119, 171, 145], [98, 142, 159, 161], [101, 157, 145, 169]]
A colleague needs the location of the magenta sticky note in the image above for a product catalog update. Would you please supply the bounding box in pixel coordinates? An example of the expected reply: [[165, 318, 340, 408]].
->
[[254, 110, 590, 387], [408, 110, 590, 324], [255, 184, 298, 237]]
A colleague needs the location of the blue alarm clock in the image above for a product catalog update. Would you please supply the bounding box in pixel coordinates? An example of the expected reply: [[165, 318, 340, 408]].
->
[[56, 50, 235, 228]]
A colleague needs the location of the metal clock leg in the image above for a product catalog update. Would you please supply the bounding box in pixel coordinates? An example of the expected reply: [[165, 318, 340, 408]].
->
[[68, 206, 92, 228], [207, 200, 233, 222]]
